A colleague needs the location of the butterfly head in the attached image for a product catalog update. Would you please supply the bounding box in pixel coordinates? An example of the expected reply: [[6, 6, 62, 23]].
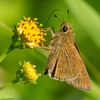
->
[[60, 22, 74, 33]]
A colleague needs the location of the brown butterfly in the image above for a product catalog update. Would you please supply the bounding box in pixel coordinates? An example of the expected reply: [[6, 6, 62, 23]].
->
[[43, 11, 91, 91]]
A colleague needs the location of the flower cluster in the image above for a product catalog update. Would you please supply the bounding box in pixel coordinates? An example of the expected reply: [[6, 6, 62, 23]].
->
[[16, 62, 41, 84], [12, 16, 47, 49], [0, 62, 41, 91], [0, 16, 46, 90]]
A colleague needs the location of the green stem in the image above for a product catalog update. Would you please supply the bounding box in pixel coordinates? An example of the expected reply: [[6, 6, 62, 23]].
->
[[0, 44, 15, 63], [0, 79, 18, 91]]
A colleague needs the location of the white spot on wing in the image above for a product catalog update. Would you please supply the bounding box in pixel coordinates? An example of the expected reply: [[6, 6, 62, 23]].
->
[[61, 68, 62, 70]]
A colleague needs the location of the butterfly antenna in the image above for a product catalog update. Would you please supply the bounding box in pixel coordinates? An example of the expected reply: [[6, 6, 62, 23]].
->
[[43, 9, 64, 28], [54, 15, 62, 23], [67, 10, 70, 22]]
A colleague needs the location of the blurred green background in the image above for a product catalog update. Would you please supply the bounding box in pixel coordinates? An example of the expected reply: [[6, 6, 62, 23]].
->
[[0, 0, 100, 100]]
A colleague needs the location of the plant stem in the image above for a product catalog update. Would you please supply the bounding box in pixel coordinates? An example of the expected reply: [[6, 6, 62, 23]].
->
[[0, 44, 14, 63], [0, 79, 18, 91]]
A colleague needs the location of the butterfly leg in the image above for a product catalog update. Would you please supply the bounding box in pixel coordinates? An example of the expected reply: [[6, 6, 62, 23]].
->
[[37, 46, 53, 51], [42, 27, 56, 38]]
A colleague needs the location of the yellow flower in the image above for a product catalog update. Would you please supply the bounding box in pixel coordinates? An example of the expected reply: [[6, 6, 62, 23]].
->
[[17, 16, 46, 48], [0, 62, 41, 91], [16, 62, 41, 84], [21, 62, 41, 84], [12, 16, 47, 49]]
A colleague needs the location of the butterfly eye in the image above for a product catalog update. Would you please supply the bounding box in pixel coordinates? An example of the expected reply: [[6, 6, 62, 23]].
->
[[63, 26, 68, 32]]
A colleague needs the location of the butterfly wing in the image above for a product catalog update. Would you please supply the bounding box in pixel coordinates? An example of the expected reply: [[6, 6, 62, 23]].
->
[[44, 41, 91, 91], [43, 47, 59, 75], [64, 42, 91, 91]]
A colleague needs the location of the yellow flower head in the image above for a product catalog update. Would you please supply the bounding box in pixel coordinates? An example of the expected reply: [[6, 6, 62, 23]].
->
[[16, 62, 41, 84], [12, 16, 47, 49], [22, 62, 41, 84]]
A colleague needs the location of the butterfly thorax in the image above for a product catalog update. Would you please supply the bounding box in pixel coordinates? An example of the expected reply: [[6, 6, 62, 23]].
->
[[49, 22, 75, 50]]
